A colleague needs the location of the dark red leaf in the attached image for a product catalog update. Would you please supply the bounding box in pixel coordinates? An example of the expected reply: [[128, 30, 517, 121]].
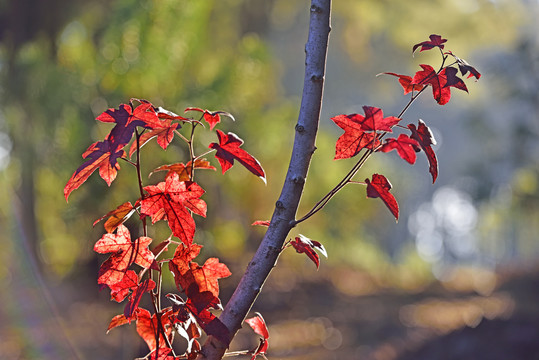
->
[[412, 34, 447, 54], [290, 234, 327, 269], [365, 174, 399, 221], [209, 130, 266, 183], [382, 72, 425, 94], [408, 120, 438, 183], [379, 134, 420, 164], [141, 173, 207, 246], [185, 107, 235, 130], [411, 65, 467, 105], [124, 279, 156, 320]]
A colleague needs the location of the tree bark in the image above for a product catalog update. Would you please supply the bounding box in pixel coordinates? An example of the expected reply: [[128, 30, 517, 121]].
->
[[197, 1, 331, 359]]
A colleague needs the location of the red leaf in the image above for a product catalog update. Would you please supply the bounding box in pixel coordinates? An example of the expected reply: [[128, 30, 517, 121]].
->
[[245, 313, 269, 340], [65, 102, 159, 201], [382, 72, 425, 94], [332, 106, 400, 160], [365, 174, 399, 221], [379, 134, 420, 164], [185, 107, 235, 130], [93, 201, 137, 233], [108, 269, 138, 303], [290, 234, 327, 269], [411, 65, 467, 105], [141, 173, 207, 246], [408, 120, 438, 183], [135, 308, 173, 352], [124, 279, 156, 320], [150, 159, 216, 181], [246, 313, 269, 360], [128, 121, 179, 157], [64, 140, 125, 201], [252, 220, 270, 227], [94, 225, 155, 286], [168, 243, 231, 302], [209, 130, 266, 183], [412, 34, 447, 54], [107, 314, 130, 333]]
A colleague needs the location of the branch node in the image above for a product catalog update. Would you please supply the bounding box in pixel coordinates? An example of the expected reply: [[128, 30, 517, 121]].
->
[[311, 74, 324, 82], [310, 4, 323, 13], [275, 200, 285, 209], [293, 175, 305, 185], [295, 124, 305, 133]]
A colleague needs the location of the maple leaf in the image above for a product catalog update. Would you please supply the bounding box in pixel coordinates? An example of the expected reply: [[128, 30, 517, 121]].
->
[[64, 140, 126, 201], [332, 106, 399, 160], [107, 314, 130, 333], [408, 120, 438, 183], [290, 234, 327, 269], [379, 134, 420, 165], [93, 201, 137, 233], [150, 159, 216, 181], [141, 173, 207, 246], [108, 269, 139, 303], [128, 120, 179, 157], [94, 225, 155, 286], [365, 174, 399, 221], [412, 34, 447, 54], [135, 308, 173, 352], [209, 130, 266, 183], [168, 243, 231, 302], [185, 107, 235, 130], [65, 103, 160, 201], [245, 313, 269, 360], [445, 51, 482, 80], [411, 65, 468, 105], [381, 72, 425, 94]]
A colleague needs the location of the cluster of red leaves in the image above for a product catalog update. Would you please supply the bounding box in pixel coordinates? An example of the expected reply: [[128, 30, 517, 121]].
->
[[332, 35, 480, 221], [64, 98, 270, 359]]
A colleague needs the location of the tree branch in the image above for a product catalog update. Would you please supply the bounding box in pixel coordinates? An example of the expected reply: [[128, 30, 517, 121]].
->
[[196, 1, 331, 359]]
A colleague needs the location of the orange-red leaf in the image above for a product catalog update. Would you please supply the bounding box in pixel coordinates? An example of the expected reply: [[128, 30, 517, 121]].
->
[[93, 201, 137, 233], [366, 174, 399, 221], [151, 159, 216, 181], [135, 308, 173, 352], [107, 314, 130, 333], [94, 225, 155, 286], [411, 65, 467, 105]]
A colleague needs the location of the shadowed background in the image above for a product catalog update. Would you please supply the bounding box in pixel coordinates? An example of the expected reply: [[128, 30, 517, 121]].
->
[[1, 0, 538, 359]]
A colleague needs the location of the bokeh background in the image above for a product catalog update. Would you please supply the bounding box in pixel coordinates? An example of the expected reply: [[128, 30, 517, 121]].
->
[[1, 0, 538, 359]]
